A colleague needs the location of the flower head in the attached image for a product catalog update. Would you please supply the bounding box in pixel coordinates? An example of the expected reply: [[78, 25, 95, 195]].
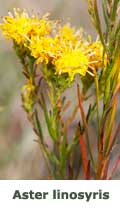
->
[[86, 41, 105, 70], [54, 49, 89, 81], [29, 36, 60, 64], [0, 8, 51, 44], [0, 9, 106, 84], [58, 24, 80, 47]]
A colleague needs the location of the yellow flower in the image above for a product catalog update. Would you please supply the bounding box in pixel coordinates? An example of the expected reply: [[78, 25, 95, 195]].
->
[[59, 24, 77, 46], [29, 36, 59, 64], [54, 49, 89, 81], [29, 24, 85, 65], [0, 8, 51, 44], [1, 9, 105, 82], [57, 24, 85, 49], [86, 41, 105, 70], [28, 23, 90, 81], [60, 24, 75, 38]]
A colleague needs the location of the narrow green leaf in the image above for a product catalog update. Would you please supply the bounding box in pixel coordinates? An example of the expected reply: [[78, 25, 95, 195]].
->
[[34, 109, 44, 144]]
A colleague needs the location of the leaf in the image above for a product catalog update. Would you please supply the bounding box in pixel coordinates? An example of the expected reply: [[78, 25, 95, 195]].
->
[[59, 132, 67, 174], [111, 0, 119, 23], [77, 84, 95, 168], [41, 92, 57, 142], [100, 157, 109, 179], [104, 98, 117, 155], [102, 0, 110, 31], [34, 109, 44, 144], [96, 127, 104, 179], [66, 133, 79, 155], [79, 132, 90, 180], [49, 152, 60, 167]]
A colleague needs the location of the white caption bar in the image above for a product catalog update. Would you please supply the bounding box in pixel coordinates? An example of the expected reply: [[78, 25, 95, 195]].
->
[[0, 180, 119, 210]]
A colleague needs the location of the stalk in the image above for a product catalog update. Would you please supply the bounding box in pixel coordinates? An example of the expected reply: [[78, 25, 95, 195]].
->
[[77, 84, 95, 169]]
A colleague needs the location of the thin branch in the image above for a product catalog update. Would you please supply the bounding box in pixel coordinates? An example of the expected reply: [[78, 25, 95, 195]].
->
[[77, 84, 95, 169], [108, 156, 120, 180], [79, 128, 90, 180]]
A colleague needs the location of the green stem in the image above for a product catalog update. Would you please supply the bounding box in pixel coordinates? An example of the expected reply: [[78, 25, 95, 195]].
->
[[37, 139, 53, 179], [93, 69, 100, 147], [111, 0, 119, 23], [93, 0, 107, 51]]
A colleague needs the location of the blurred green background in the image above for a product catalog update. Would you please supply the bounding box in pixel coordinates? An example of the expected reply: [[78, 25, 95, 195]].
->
[[0, 0, 119, 179]]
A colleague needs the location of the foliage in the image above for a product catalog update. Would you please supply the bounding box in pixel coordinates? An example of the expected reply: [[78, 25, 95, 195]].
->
[[0, 2, 120, 179]]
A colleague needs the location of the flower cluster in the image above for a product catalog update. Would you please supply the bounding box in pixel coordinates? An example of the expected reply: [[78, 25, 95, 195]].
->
[[0, 8, 51, 44], [0, 8, 105, 82], [1, 2, 119, 181]]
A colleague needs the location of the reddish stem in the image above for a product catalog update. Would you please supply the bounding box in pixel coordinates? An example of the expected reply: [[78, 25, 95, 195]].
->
[[79, 132, 90, 180], [108, 156, 120, 180]]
